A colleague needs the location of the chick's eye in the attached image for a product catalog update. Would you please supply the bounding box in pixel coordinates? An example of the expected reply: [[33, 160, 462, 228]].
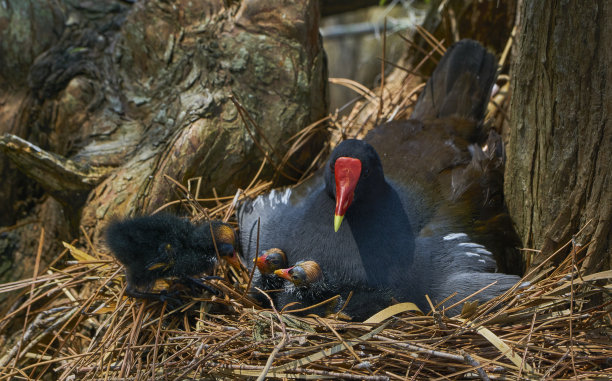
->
[[218, 243, 234, 256]]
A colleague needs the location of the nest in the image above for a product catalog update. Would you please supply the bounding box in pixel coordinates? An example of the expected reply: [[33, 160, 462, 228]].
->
[[1, 33, 611, 380]]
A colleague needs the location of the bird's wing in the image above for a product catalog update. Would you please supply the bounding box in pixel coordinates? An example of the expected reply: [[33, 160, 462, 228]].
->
[[237, 187, 294, 261], [413, 229, 521, 313]]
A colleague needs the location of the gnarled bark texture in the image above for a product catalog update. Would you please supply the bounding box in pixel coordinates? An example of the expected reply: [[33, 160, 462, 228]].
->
[[505, 0, 611, 271], [0, 0, 328, 295]]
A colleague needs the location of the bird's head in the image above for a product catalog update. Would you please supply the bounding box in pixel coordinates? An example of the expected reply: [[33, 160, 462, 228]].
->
[[210, 222, 241, 269], [254, 248, 287, 275], [274, 260, 322, 288], [324, 139, 385, 232]]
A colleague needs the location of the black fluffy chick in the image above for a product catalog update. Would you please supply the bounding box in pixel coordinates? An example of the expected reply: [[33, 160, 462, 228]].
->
[[105, 214, 238, 301], [253, 248, 288, 290]]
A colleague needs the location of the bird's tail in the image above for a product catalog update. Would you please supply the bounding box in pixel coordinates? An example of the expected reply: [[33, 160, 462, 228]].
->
[[411, 39, 497, 122]]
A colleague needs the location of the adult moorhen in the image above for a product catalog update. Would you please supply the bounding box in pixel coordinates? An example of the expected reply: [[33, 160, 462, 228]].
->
[[239, 39, 521, 319], [106, 214, 239, 301]]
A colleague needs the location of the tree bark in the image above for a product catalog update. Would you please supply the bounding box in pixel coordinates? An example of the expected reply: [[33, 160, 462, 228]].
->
[[505, 0, 611, 272], [0, 0, 328, 293]]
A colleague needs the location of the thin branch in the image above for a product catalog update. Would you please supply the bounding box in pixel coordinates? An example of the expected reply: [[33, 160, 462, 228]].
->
[[254, 287, 288, 381]]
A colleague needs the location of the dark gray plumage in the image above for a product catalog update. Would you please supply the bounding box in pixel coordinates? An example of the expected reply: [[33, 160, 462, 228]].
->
[[249, 248, 289, 305], [239, 40, 522, 320]]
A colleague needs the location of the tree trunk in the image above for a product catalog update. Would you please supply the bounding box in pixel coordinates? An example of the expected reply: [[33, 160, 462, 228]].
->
[[505, 0, 611, 272], [0, 0, 328, 294]]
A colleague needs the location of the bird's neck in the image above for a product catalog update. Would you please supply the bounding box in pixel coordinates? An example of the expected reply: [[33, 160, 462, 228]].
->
[[344, 182, 416, 286], [344, 180, 394, 217], [286, 278, 327, 298]]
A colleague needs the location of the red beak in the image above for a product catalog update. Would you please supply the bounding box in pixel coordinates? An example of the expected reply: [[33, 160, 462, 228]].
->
[[225, 250, 242, 269], [334, 157, 362, 231], [254, 254, 268, 271], [274, 267, 293, 281]]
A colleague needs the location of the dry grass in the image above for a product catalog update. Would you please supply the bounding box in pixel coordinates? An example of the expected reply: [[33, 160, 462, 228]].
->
[[0, 226, 610, 380], [0, 32, 611, 381]]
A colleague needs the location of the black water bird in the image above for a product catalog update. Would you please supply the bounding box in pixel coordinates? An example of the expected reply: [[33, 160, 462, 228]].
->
[[253, 247, 288, 291], [272, 260, 393, 319], [274, 260, 324, 289], [239, 39, 522, 319], [273, 260, 337, 315], [106, 214, 239, 301]]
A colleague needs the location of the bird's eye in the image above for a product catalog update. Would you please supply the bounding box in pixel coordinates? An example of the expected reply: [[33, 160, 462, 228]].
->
[[165, 243, 172, 251], [216, 243, 234, 258]]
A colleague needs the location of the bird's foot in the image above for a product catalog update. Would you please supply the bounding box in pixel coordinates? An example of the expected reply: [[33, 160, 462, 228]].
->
[[158, 289, 183, 304], [126, 288, 182, 306], [180, 276, 223, 296]]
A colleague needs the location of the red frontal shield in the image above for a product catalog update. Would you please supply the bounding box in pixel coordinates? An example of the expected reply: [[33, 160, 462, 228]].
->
[[334, 157, 362, 231]]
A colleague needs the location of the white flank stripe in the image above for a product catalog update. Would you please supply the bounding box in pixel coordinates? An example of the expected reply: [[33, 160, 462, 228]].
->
[[443, 233, 467, 241], [458, 242, 485, 248], [473, 247, 493, 256]]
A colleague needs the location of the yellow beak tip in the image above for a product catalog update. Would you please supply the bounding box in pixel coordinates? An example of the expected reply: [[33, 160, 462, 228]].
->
[[334, 215, 344, 232]]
